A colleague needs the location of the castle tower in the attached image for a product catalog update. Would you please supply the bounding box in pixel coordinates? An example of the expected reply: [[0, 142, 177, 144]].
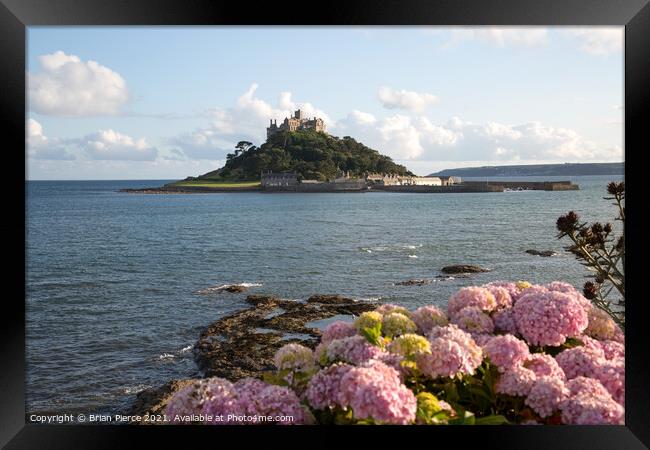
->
[[294, 109, 303, 120]]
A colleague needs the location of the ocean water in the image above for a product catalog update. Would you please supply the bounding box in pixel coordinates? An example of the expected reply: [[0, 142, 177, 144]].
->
[[25, 175, 623, 416]]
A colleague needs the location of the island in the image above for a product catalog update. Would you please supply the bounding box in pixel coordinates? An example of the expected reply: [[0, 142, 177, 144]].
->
[[121, 110, 579, 194]]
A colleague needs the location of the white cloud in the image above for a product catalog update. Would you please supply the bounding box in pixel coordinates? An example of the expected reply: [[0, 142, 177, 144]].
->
[[173, 83, 331, 160], [80, 129, 158, 161], [26, 119, 75, 160], [333, 113, 622, 167], [444, 27, 549, 48], [378, 86, 438, 112], [565, 28, 623, 56], [28, 51, 129, 116]]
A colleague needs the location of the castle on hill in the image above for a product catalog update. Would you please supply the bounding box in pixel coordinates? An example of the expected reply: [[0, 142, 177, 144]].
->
[[267, 109, 327, 138]]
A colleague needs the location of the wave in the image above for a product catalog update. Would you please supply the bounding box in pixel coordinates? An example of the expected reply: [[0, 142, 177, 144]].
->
[[196, 282, 262, 294], [123, 384, 151, 394], [358, 244, 423, 253], [408, 255, 418, 259]]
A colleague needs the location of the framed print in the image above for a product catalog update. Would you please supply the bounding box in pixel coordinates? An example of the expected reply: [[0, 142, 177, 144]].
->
[[2, 0, 650, 447]]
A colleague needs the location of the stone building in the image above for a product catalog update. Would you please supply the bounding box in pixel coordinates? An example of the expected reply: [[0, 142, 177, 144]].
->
[[260, 171, 298, 187], [267, 109, 327, 138]]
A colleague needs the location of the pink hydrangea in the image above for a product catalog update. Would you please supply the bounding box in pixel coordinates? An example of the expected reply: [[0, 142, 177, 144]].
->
[[566, 376, 612, 399], [473, 333, 495, 347], [482, 335, 530, 370], [600, 340, 625, 360], [375, 303, 411, 317], [201, 377, 246, 423], [560, 393, 624, 425], [252, 384, 311, 424], [339, 360, 417, 424], [411, 305, 448, 334], [166, 380, 218, 422], [484, 285, 513, 310], [555, 346, 604, 379], [484, 281, 533, 303], [492, 308, 519, 335], [451, 306, 495, 334], [592, 360, 625, 406], [321, 321, 357, 344], [513, 290, 588, 347], [523, 353, 566, 381], [448, 287, 497, 318], [495, 365, 537, 397], [546, 281, 592, 312], [325, 335, 388, 365], [525, 376, 569, 418], [199, 377, 310, 425], [417, 326, 483, 379], [304, 363, 354, 410]]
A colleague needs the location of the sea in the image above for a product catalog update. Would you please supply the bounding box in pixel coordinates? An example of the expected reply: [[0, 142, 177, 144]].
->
[[25, 175, 623, 416]]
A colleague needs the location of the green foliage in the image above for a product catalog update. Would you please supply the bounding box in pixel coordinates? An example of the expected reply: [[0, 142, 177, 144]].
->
[[197, 130, 413, 181], [360, 323, 383, 347], [556, 181, 625, 329]]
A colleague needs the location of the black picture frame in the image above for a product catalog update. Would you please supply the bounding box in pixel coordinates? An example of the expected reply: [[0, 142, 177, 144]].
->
[[3, 0, 649, 447]]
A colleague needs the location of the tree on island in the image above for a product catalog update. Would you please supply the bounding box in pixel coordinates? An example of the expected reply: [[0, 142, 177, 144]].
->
[[198, 129, 412, 182]]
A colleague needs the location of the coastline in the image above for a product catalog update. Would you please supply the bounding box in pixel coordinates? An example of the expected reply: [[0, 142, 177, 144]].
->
[[120, 180, 580, 195]]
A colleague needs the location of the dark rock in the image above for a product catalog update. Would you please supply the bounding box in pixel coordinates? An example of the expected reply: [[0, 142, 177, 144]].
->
[[127, 379, 197, 422], [128, 293, 378, 418], [195, 295, 376, 379], [525, 249, 557, 257], [441, 264, 490, 274], [395, 279, 431, 286], [306, 294, 357, 304]]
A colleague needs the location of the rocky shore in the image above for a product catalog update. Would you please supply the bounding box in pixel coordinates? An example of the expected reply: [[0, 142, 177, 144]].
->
[[127, 294, 377, 420]]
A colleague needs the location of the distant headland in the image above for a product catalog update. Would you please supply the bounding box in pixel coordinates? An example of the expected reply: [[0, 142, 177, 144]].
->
[[430, 162, 624, 178]]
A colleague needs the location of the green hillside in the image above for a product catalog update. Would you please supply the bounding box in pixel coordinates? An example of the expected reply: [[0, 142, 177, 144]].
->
[[193, 130, 412, 181]]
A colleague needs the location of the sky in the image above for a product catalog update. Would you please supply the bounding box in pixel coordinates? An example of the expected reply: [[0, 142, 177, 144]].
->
[[26, 27, 624, 180]]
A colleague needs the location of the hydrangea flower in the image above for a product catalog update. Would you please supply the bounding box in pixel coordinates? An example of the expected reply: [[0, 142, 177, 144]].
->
[[525, 376, 569, 418], [325, 335, 388, 365], [545, 281, 592, 312], [339, 360, 417, 424], [585, 307, 622, 341], [484, 281, 531, 303], [321, 321, 357, 344], [523, 353, 566, 381], [448, 287, 497, 318], [592, 359, 625, 406], [492, 308, 519, 335], [513, 290, 588, 346], [600, 340, 625, 360], [304, 363, 354, 410], [166, 380, 216, 422], [415, 392, 453, 424], [566, 376, 612, 399], [417, 327, 483, 379], [375, 303, 411, 317], [495, 365, 537, 397], [411, 305, 448, 335], [382, 312, 417, 338], [451, 306, 495, 334], [560, 393, 624, 425], [388, 333, 431, 359], [354, 311, 383, 333], [253, 384, 312, 425], [484, 285, 513, 310], [555, 346, 604, 380], [482, 335, 530, 370], [273, 343, 315, 372], [200, 378, 244, 424]]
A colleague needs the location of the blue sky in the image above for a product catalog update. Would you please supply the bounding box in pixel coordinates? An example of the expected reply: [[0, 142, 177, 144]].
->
[[26, 27, 623, 180]]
